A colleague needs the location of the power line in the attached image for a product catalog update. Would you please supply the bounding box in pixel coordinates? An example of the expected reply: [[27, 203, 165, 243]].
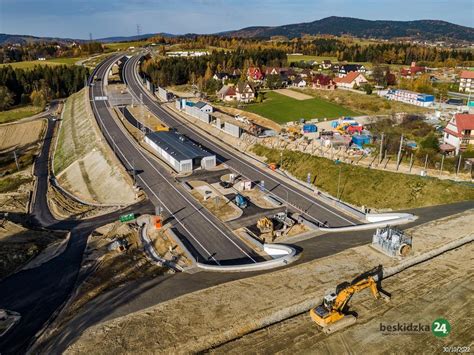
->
[[136, 24, 141, 37]]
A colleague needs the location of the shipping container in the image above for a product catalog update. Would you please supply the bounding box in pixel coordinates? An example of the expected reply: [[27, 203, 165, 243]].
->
[[303, 124, 317, 133], [352, 134, 371, 147]]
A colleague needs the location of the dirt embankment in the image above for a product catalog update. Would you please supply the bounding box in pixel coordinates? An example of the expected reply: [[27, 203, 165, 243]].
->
[[53, 88, 137, 205], [65, 209, 473, 354]]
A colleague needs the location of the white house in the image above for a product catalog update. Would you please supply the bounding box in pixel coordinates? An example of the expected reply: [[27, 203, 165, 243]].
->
[[443, 113, 474, 154], [236, 82, 255, 102], [292, 78, 307, 88], [459, 70, 474, 93], [334, 72, 368, 89]]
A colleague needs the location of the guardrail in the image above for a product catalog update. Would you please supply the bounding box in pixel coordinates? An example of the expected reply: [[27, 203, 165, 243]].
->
[[319, 213, 417, 232]]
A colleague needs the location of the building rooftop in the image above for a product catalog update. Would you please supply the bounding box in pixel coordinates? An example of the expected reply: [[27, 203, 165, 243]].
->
[[145, 131, 213, 161]]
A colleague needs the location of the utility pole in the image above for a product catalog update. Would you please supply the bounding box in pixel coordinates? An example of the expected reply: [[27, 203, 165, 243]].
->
[[423, 154, 429, 172], [396, 134, 404, 171], [378, 132, 384, 165], [409, 152, 414, 173], [456, 153, 462, 177], [337, 164, 342, 201], [280, 151, 283, 169], [13, 150, 20, 171], [136, 24, 142, 37], [89, 33, 93, 42], [285, 189, 289, 215], [440, 154, 445, 176]]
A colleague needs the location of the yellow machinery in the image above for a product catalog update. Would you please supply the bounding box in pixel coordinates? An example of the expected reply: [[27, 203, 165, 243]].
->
[[156, 124, 169, 132], [257, 217, 274, 234], [310, 266, 390, 334], [335, 122, 350, 134]]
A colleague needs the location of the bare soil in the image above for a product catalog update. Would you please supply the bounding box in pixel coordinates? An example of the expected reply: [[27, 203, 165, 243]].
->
[[65, 210, 474, 354], [274, 88, 313, 101], [0, 120, 45, 152]]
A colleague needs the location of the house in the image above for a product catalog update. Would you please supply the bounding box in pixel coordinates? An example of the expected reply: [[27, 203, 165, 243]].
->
[[194, 101, 213, 113], [339, 64, 366, 75], [292, 78, 307, 88], [312, 74, 336, 90], [321, 60, 332, 69], [247, 67, 263, 82], [236, 82, 255, 102], [400, 62, 426, 78], [384, 89, 434, 107], [300, 69, 314, 78], [334, 72, 368, 89], [217, 85, 237, 102], [265, 67, 281, 76], [459, 70, 474, 93], [443, 113, 474, 154], [213, 72, 229, 83]]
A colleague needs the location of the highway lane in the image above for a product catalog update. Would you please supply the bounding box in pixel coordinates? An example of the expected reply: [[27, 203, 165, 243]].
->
[[89, 55, 262, 265], [123, 55, 360, 228]]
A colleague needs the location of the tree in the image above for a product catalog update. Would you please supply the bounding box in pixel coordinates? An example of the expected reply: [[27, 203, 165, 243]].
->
[[266, 74, 282, 89], [420, 133, 440, 151], [0, 86, 14, 111], [363, 84, 373, 95], [371, 64, 387, 87], [30, 90, 46, 108]]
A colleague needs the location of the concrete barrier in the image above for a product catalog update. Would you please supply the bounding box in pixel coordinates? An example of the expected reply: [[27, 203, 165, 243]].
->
[[196, 243, 299, 272], [320, 213, 417, 233]]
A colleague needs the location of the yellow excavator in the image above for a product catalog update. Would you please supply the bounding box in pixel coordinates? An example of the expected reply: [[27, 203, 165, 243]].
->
[[310, 266, 390, 334]]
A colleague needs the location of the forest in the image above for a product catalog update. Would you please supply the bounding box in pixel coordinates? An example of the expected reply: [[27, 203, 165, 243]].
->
[[0, 65, 89, 110], [141, 48, 287, 88]]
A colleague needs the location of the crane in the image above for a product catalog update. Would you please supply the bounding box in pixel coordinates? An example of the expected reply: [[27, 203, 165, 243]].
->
[[310, 266, 390, 334]]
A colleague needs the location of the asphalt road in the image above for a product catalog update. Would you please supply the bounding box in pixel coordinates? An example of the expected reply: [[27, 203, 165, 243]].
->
[[122, 55, 359, 229], [89, 54, 262, 265], [0, 114, 154, 354]]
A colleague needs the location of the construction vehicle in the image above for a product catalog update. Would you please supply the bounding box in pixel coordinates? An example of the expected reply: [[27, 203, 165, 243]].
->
[[287, 125, 302, 140], [155, 124, 169, 132], [310, 266, 390, 334], [257, 216, 274, 234], [234, 194, 248, 209], [274, 212, 295, 228]]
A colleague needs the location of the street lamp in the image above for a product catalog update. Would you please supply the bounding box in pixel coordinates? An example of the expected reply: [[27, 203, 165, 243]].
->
[[280, 151, 283, 169]]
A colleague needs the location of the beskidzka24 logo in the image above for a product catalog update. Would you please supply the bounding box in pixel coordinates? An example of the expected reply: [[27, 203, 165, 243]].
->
[[380, 318, 451, 337]]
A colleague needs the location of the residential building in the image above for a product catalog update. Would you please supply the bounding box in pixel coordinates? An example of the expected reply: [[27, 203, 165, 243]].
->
[[236, 81, 255, 102], [400, 62, 426, 78], [213, 72, 229, 83], [312, 74, 336, 90], [247, 67, 263, 82], [321, 60, 332, 69], [217, 85, 237, 101], [292, 78, 307, 88], [339, 64, 366, 75], [334, 72, 368, 89], [384, 89, 435, 107], [443, 113, 474, 154], [459, 70, 474, 93]]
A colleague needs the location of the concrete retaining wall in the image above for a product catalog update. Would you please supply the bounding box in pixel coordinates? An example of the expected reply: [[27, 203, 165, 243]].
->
[[320, 213, 417, 233], [196, 243, 299, 272]]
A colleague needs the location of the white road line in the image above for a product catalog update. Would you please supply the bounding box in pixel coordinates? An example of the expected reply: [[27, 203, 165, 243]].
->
[[91, 61, 221, 265], [126, 57, 356, 226]]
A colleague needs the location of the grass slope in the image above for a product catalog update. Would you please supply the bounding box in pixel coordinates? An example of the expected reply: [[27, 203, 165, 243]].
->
[[0, 105, 43, 124], [245, 91, 358, 123], [252, 145, 474, 209]]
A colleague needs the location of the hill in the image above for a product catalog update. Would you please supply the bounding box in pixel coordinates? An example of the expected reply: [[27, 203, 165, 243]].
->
[[220, 16, 474, 42], [0, 33, 81, 45]]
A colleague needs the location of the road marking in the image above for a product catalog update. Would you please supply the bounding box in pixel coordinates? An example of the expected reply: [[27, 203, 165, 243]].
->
[[126, 56, 356, 226], [90, 59, 222, 265]]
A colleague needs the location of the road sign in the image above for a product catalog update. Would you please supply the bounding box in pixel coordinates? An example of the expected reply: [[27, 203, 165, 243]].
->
[[260, 180, 265, 192], [307, 172, 311, 184], [119, 213, 135, 223], [94, 96, 108, 101]]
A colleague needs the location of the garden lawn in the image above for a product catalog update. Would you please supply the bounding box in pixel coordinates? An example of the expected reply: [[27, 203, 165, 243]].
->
[[244, 91, 358, 123]]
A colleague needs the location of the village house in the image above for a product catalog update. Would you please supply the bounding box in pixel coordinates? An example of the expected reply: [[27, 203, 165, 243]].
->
[[213, 72, 229, 83], [217, 85, 237, 102], [339, 64, 366, 76], [443, 113, 474, 154], [400, 62, 426, 78], [292, 78, 307, 88], [247, 67, 264, 82], [321, 60, 332, 69], [312, 74, 336, 90], [236, 81, 256, 102], [459, 70, 474, 93], [334, 71, 368, 89]]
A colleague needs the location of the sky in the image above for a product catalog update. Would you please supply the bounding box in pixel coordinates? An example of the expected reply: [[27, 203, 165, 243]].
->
[[0, 0, 473, 39]]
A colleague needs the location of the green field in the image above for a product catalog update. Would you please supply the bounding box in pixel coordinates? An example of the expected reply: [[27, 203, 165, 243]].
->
[[244, 91, 358, 123], [0, 105, 43, 124], [252, 145, 474, 210], [287, 55, 337, 64], [0, 57, 84, 69]]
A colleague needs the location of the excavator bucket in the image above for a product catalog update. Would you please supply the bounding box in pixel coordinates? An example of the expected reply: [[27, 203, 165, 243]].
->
[[321, 315, 357, 334]]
